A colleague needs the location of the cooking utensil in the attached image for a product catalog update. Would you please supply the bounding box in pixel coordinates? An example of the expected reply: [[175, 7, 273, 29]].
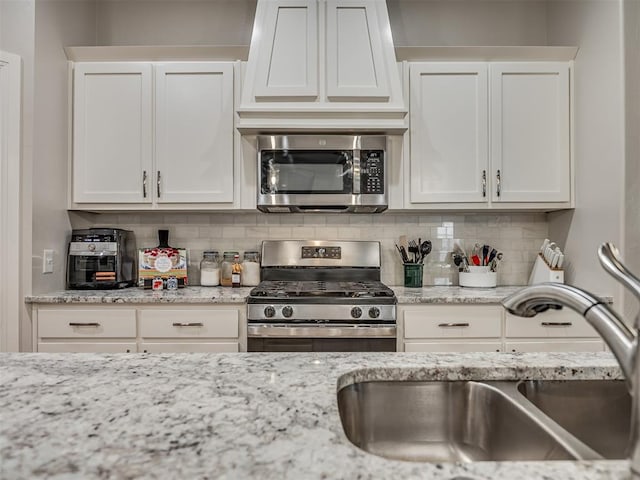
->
[[490, 252, 503, 272], [419, 240, 432, 263], [471, 243, 481, 266], [408, 239, 419, 263], [395, 243, 409, 264], [488, 248, 498, 264], [482, 244, 490, 266]]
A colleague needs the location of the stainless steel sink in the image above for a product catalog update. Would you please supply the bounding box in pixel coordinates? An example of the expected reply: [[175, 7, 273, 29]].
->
[[517, 380, 631, 459], [338, 379, 627, 463]]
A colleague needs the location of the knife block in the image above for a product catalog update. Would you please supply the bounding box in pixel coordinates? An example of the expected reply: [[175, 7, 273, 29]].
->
[[528, 254, 564, 285]]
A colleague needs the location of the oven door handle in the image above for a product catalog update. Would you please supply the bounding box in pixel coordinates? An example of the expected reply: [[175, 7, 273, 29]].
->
[[247, 324, 396, 338]]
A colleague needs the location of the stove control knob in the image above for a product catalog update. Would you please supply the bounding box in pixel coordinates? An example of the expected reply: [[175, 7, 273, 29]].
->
[[368, 307, 381, 319], [351, 307, 362, 319], [264, 306, 276, 318], [282, 306, 293, 318]]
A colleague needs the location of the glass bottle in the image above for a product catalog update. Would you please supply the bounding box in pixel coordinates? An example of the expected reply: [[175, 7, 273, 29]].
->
[[221, 251, 238, 287], [200, 251, 220, 286], [241, 251, 261, 286], [231, 254, 242, 288]]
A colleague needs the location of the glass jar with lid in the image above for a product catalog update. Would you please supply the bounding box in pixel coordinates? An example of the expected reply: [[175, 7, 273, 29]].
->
[[220, 251, 239, 287], [200, 251, 220, 286], [241, 251, 261, 286]]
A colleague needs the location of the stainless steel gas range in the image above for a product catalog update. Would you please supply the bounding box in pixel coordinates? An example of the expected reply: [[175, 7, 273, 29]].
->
[[247, 240, 397, 352]]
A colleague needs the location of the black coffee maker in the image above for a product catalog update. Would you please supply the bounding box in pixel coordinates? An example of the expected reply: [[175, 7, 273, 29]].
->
[[66, 228, 136, 289]]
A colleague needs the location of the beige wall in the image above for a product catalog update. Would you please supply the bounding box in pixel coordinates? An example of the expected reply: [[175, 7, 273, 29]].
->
[[623, 0, 640, 320], [387, 0, 548, 46], [547, 0, 625, 305], [95, 0, 256, 46]]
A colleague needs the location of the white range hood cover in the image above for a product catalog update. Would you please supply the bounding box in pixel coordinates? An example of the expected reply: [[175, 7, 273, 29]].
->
[[238, 0, 407, 132]]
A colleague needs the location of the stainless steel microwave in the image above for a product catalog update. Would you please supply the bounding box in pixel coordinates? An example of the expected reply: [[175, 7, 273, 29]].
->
[[257, 135, 388, 213]]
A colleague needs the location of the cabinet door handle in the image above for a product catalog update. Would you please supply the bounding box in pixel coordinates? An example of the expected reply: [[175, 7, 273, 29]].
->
[[496, 169, 501, 197], [69, 322, 100, 327], [437, 322, 470, 328], [541, 321, 573, 327], [157, 171, 161, 198], [172, 322, 204, 327], [482, 170, 487, 197], [142, 170, 147, 198]]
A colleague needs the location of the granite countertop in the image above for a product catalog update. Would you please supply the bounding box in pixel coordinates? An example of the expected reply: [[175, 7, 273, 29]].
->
[[0, 351, 629, 479], [25, 285, 614, 305]]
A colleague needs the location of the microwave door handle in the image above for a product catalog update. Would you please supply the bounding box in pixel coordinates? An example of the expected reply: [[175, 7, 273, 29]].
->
[[353, 149, 361, 195]]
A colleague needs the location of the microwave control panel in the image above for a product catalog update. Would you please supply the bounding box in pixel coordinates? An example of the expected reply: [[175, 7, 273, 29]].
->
[[360, 151, 385, 194]]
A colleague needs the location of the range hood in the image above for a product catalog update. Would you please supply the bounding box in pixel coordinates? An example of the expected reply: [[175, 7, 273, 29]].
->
[[237, 0, 407, 133]]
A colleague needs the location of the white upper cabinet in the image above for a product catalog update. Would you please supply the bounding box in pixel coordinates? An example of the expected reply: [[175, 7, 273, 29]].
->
[[409, 63, 488, 204], [253, 0, 318, 99], [406, 59, 572, 210], [238, 0, 406, 132], [491, 62, 570, 203], [73, 63, 153, 204], [154, 63, 234, 204], [71, 61, 237, 209], [325, 0, 389, 101]]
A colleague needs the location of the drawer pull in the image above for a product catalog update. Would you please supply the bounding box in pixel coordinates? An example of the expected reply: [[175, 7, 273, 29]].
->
[[68, 322, 100, 327], [172, 322, 204, 327], [438, 322, 470, 328], [541, 321, 573, 327]]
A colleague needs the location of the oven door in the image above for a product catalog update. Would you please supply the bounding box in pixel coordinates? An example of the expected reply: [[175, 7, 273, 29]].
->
[[247, 323, 397, 352]]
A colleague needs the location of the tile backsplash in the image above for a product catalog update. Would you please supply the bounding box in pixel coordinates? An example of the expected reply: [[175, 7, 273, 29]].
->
[[75, 212, 548, 287]]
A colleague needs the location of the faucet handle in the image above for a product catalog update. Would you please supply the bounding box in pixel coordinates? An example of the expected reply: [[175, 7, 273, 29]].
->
[[598, 243, 640, 301]]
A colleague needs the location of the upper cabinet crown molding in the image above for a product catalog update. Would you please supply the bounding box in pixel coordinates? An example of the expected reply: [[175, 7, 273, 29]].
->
[[395, 46, 579, 62], [237, 0, 407, 132], [64, 46, 249, 62]]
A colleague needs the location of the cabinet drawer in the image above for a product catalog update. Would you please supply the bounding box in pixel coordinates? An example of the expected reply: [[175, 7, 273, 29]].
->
[[139, 309, 239, 338], [404, 341, 502, 353], [140, 342, 239, 353], [38, 309, 136, 338], [505, 310, 599, 338], [38, 342, 136, 353], [403, 306, 502, 338], [505, 340, 604, 353]]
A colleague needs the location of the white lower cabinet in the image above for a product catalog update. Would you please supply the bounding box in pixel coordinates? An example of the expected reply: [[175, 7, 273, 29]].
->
[[400, 305, 503, 353], [504, 308, 604, 353], [399, 303, 605, 353], [139, 308, 241, 352], [33, 304, 246, 353]]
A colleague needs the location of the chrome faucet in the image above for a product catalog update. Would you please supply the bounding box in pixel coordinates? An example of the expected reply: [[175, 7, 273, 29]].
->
[[502, 243, 639, 475]]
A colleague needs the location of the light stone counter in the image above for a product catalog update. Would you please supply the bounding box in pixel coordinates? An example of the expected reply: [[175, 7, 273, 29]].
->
[[25, 285, 614, 305], [25, 286, 252, 304], [0, 352, 630, 479]]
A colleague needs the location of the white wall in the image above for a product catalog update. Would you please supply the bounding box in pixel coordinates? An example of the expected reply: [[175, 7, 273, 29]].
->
[[387, 0, 548, 46], [95, 0, 255, 46], [623, 0, 640, 320], [32, 0, 96, 297], [547, 0, 625, 305]]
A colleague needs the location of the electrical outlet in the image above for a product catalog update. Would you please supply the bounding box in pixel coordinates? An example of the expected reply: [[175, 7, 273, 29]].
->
[[43, 249, 54, 274]]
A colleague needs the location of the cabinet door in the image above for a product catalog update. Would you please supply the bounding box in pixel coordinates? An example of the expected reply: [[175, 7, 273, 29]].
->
[[252, 0, 318, 99], [409, 63, 489, 203], [154, 63, 234, 203], [73, 62, 152, 203], [325, 0, 389, 100], [490, 62, 570, 202]]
